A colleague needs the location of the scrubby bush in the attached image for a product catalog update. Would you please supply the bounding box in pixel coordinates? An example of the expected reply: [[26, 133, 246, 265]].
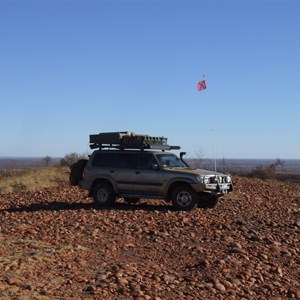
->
[[249, 165, 275, 180], [60, 152, 88, 167], [249, 159, 285, 180], [41, 156, 53, 167]]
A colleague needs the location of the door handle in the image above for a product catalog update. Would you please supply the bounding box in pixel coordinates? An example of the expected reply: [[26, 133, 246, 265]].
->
[[135, 171, 140, 174], [110, 170, 115, 173]]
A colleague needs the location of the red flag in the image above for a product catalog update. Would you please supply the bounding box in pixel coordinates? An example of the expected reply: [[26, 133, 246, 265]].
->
[[197, 80, 206, 91]]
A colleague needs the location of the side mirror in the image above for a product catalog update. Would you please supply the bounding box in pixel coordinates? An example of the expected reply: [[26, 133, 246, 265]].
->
[[151, 163, 159, 170]]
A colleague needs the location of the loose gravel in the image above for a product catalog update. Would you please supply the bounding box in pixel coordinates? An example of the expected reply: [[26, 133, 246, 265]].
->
[[0, 177, 299, 299]]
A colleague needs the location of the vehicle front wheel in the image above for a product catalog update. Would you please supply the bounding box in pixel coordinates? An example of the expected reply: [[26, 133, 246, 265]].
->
[[171, 186, 198, 211], [92, 183, 115, 206]]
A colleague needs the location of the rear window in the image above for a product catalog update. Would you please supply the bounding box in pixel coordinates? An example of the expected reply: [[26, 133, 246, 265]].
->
[[115, 153, 136, 169], [91, 152, 114, 167], [91, 152, 137, 169]]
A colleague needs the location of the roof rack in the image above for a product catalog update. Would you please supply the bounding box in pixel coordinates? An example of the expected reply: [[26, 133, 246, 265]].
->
[[89, 131, 180, 151]]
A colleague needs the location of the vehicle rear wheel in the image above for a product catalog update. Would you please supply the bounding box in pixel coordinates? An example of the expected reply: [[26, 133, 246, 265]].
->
[[123, 197, 140, 204], [198, 195, 219, 208], [171, 186, 198, 211], [93, 183, 115, 206]]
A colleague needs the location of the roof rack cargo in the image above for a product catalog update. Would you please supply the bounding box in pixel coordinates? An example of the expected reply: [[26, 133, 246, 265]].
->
[[89, 131, 180, 151]]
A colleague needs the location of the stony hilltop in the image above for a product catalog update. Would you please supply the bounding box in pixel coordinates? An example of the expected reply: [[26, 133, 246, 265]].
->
[[0, 177, 299, 299]]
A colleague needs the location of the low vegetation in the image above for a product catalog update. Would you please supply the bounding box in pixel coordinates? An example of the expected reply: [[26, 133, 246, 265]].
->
[[0, 167, 68, 194], [1, 156, 299, 195], [245, 159, 300, 183], [0, 153, 87, 195], [248, 159, 285, 180]]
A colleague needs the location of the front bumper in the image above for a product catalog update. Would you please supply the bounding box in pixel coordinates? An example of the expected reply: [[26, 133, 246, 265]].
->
[[215, 182, 233, 194], [191, 182, 233, 195]]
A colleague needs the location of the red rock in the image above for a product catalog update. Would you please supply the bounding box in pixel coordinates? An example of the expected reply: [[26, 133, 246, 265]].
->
[[6, 277, 22, 286], [215, 282, 226, 292], [0, 178, 299, 299]]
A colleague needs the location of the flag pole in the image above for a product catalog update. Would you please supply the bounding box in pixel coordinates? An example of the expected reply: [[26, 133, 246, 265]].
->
[[211, 128, 217, 173], [198, 74, 217, 172], [205, 74, 217, 173]]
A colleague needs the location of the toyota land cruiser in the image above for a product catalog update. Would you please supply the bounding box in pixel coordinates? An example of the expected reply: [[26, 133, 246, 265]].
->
[[71, 132, 233, 211]]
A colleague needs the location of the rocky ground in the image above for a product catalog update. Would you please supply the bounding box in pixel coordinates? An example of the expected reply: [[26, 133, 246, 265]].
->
[[0, 177, 299, 300]]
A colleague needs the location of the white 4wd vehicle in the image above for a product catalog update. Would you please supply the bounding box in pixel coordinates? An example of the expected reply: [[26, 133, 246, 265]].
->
[[70, 132, 233, 211]]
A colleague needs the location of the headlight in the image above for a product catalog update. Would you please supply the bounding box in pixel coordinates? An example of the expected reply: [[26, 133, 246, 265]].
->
[[196, 176, 210, 184], [226, 175, 232, 183]]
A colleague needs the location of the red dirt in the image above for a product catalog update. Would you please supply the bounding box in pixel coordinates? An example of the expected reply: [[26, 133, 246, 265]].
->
[[0, 177, 299, 299]]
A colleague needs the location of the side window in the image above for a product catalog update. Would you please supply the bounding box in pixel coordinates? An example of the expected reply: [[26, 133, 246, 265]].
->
[[114, 153, 136, 169], [137, 154, 155, 170], [92, 153, 114, 167]]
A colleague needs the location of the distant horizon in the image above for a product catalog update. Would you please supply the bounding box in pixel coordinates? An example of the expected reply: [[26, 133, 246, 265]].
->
[[1, 156, 300, 174], [0, 156, 299, 161]]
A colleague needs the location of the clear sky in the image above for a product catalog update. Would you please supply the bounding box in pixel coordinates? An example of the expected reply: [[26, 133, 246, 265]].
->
[[0, 0, 299, 159]]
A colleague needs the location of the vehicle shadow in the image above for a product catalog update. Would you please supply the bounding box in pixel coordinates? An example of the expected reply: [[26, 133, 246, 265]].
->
[[0, 200, 176, 214]]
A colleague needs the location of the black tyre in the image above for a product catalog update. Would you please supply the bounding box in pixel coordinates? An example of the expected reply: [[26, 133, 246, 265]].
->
[[198, 195, 219, 208], [69, 159, 88, 186], [92, 183, 116, 206], [123, 197, 140, 204], [171, 186, 198, 211]]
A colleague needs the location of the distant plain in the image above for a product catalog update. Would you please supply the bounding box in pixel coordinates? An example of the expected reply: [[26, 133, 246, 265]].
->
[[1, 157, 300, 174]]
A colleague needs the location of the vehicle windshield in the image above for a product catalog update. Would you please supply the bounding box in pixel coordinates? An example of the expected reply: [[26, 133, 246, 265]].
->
[[156, 154, 188, 168]]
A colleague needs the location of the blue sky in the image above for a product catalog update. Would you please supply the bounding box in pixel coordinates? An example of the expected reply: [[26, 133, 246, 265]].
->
[[0, 0, 299, 159]]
